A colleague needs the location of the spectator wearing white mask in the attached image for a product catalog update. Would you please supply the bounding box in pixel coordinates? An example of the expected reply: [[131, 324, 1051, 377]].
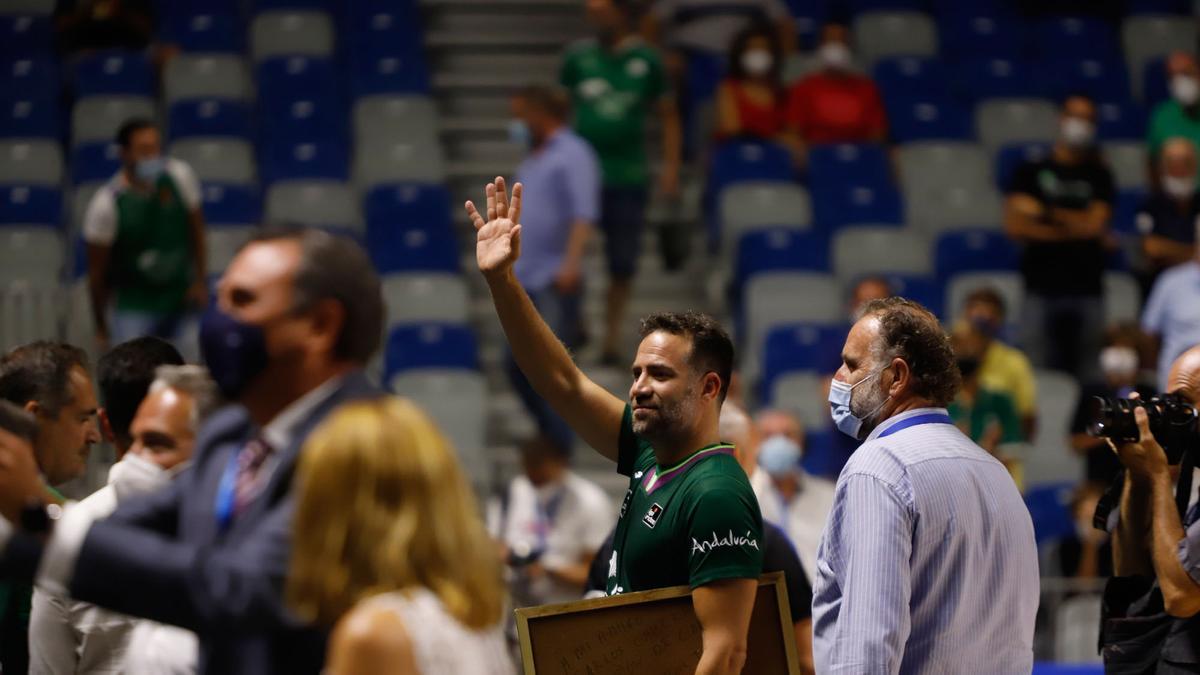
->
[[1148, 52, 1200, 161], [715, 23, 787, 144], [28, 366, 217, 675], [1137, 136, 1200, 287]]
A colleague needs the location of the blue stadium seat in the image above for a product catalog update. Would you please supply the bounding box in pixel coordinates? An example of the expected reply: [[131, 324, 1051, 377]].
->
[[783, 0, 830, 48], [1142, 57, 1170, 106], [845, 0, 927, 13], [0, 14, 53, 57], [1024, 481, 1076, 546], [734, 228, 830, 292], [872, 273, 944, 317], [1044, 58, 1132, 103], [157, 0, 241, 17], [256, 56, 339, 105], [1031, 16, 1118, 61], [165, 11, 243, 53], [885, 95, 973, 142], [685, 51, 725, 106], [707, 140, 794, 216], [168, 99, 253, 141], [1096, 100, 1147, 140], [72, 50, 154, 97], [995, 141, 1052, 190], [938, 11, 1021, 61], [1112, 188, 1146, 235], [812, 182, 903, 229], [0, 185, 61, 226], [0, 94, 60, 139], [935, 230, 1020, 281], [1031, 665, 1103, 675], [260, 140, 349, 182], [350, 45, 431, 96], [873, 56, 951, 102], [365, 185, 459, 274], [345, 2, 423, 57], [70, 142, 121, 184], [801, 430, 856, 480], [259, 95, 346, 146], [762, 323, 846, 394], [252, 0, 339, 9], [952, 58, 1043, 103], [806, 143, 891, 191], [201, 183, 261, 224], [2, 57, 60, 102], [384, 323, 478, 377], [364, 182, 451, 230]]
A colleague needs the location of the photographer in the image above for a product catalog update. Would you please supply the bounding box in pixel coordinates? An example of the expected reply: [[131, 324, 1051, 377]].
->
[[1104, 345, 1200, 670]]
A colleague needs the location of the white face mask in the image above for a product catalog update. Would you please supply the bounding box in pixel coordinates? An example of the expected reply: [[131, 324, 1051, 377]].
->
[[1099, 346, 1139, 380], [1163, 174, 1196, 200], [108, 453, 190, 502], [818, 42, 852, 71], [1172, 75, 1200, 106], [740, 49, 773, 77], [1060, 117, 1095, 148]]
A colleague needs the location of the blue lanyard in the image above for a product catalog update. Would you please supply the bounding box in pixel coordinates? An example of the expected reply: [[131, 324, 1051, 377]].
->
[[877, 413, 954, 439], [214, 451, 240, 532]]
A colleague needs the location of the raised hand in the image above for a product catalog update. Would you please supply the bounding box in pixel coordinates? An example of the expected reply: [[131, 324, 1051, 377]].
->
[[466, 177, 523, 279]]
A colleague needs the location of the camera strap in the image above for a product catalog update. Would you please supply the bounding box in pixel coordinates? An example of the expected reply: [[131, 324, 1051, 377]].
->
[[1176, 446, 1196, 523]]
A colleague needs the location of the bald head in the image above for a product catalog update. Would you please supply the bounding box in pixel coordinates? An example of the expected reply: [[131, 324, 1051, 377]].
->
[[719, 402, 759, 474], [1161, 138, 1197, 176], [1168, 51, 1199, 79], [1167, 345, 1200, 406]]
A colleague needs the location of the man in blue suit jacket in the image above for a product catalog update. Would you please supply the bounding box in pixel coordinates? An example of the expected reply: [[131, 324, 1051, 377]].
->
[[0, 226, 385, 674]]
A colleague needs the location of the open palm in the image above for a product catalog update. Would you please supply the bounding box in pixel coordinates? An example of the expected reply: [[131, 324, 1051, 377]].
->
[[465, 177, 523, 277]]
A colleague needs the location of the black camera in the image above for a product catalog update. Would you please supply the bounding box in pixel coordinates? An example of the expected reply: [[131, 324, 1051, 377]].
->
[[1086, 393, 1200, 464]]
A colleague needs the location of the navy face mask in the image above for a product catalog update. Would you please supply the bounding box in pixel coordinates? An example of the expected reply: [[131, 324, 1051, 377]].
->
[[199, 307, 269, 401]]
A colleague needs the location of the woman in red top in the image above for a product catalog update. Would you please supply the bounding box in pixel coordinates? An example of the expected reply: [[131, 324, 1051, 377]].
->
[[715, 24, 788, 143], [785, 23, 888, 146]]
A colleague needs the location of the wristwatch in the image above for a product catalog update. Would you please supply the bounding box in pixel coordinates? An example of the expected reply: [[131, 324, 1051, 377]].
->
[[19, 501, 63, 535]]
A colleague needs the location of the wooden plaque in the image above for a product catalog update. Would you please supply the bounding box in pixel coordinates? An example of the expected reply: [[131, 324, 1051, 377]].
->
[[514, 572, 799, 675]]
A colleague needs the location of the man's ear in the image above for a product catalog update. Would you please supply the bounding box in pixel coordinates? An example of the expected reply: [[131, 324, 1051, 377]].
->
[[308, 298, 346, 358], [98, 409, 116, 444], [702, 372, 723, 402], [887, 358, 910, 397], [23, 400, 39, 417]]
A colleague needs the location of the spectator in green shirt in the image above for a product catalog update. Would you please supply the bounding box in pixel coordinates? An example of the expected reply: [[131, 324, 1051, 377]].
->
[[949, 327, 1025, 489], [1148, 51, 1200, 162], [563, 0, 683, 365]]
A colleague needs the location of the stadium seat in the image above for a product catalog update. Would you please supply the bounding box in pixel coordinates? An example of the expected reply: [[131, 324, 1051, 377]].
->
[[72, 96, 156, 145], [256, 56, 339, 105], [952, 58, 1044, 103], [1024, 481, 1076, 545], [1123, 16, 1197, 101], [718, 182, 812, 244], [167, 99, 253, 141], [733, 228, 831, 292], [743, 272, 843, 383], [708, 140, 794, 195], [164, 55, 252, 104], [389, 369, 487, 484], [772, 372, 832, 431], [70, 142, 121, 184], [872, 57, 952, 101], [201, 183, 261, 225], [0, 14, 52, 57], [869, 272, 945, 317], [381, 272, 470, 325], [353, 139, 446, 188], [206, 224, 257, 276], [812, 182, 903, 229], [761, 323, 847, 397], [995, 142, 1052, 190], [364, 183, 458, 273], [166, 10, 242, 53], [945, 271, 1024, 324], [832, 227, 933, 283], [975, 98, 1059, 152], [1045, 58, 1132, 104], [897, 141, 993, 196], [261, 140, 349, 183], [353, 95, 438, 146], [1027, 370, 1082, 487], [1141, 56, 1170, 106], [385, 323, 478, 376], [169, 139, 256, 185], [69, 183, 102, 233], [350, 45, 431, 96], [264, 180, 360, 231], [1103, 141, 1149, 190], [806, 143, 891, 192], [852, 12, 938, 70], [906, 183, 1004, 234], [0, 0, 54, 13], [1112, 188, 1145, 235], [345, 2, 422, 57], [260, 95, 347, 147], [1104, 271, 1142, 325], [0, 283, 61, 354], [0, 184, 61, 226], [1095, 100, 1146, 141], [0, 94, 59, 139], [0, 226, 63, 285], [885, 95, 974, 142], [250, 11, 335, 61], [1055, 596, 1103, 664], [0, 140, 61, 185], [72, 50, 154, 97], [935, 230, 1021, 281], [0, 57, 59, 102], [1031, 16, 1119, 61], [938, 11, 1021, 61]]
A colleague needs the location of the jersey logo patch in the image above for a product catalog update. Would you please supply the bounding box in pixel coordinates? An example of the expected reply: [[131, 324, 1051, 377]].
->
[[642, 503, 664, 529]]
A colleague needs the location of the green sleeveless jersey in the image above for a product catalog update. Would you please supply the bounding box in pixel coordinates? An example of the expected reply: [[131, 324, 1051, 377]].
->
[[110, 171, 193, 314], [605, 405, 764, 596]]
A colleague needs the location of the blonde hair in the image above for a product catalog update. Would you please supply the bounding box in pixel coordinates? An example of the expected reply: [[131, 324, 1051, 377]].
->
[[286, 397, 505, 629]]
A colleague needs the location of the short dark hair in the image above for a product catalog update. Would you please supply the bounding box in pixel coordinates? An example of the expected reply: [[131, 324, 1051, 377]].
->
[[515, 85, 570, 121], [861, 298, 961, 407], [97, 337, 185, 447], [964, 287, 1006, 318], [0, 341, 90, 417], [0, 400, 37, 443], [638, 311, 734, 404], [248, 226, 384, 364], [727, 22, 783, 85], [116, 118, 157, 148]]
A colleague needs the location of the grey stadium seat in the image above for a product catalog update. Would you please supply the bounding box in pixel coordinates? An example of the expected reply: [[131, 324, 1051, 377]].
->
[[164, 55, 252, 104], [1026, 370, 1082, 486], [390, 369, 488, 483], [1104, 271, 1142, 325], [719, 181, 812, 242], [206, 225, 257, 277], [897, 141, 993, 197], [250, 11, 334, 61], [264, 180, 361, 232], [907, 184, 1005, 234], [832, 227, 933, 283], [0, 283, 61, 354], [353, 96, 438, 146], [381, 273, 470, 326], [354, 139, 446, 188], [0, 227, 63, 286], [72, 96, 156, 145], [975, 99, 1059, 152], [945, 271, 1024, 325], [1123, 16, 1198, 101], [70, 182, 103, 234], [169, 139, 256, 185], [852, 12, 938, 70], [1103, 142, 1149, 191], [771, 371, 831, 432], [0, 140, 62, 185], [2, 0, 54, 12], [743, 272, 842, 383]]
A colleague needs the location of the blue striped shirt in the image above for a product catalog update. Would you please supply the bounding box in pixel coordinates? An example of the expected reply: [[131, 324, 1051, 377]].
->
[[812, 407, 1040, 674]]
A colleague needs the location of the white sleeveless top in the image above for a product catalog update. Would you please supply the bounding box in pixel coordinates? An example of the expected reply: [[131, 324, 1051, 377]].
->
[[363, 590, 514, 675]]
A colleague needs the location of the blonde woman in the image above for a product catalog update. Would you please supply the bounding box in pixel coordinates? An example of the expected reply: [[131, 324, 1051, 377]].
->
[[288, 398, 514, 675]]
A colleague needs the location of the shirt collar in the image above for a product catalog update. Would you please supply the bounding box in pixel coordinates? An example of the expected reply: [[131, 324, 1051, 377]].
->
[[865, 406, 951, 442], [260, 375, 345, 451]]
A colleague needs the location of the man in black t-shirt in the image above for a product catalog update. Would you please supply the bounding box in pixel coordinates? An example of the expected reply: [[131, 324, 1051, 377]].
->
[[1005, 94, 1115, 381], [1137, 137, 1200, 292]]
